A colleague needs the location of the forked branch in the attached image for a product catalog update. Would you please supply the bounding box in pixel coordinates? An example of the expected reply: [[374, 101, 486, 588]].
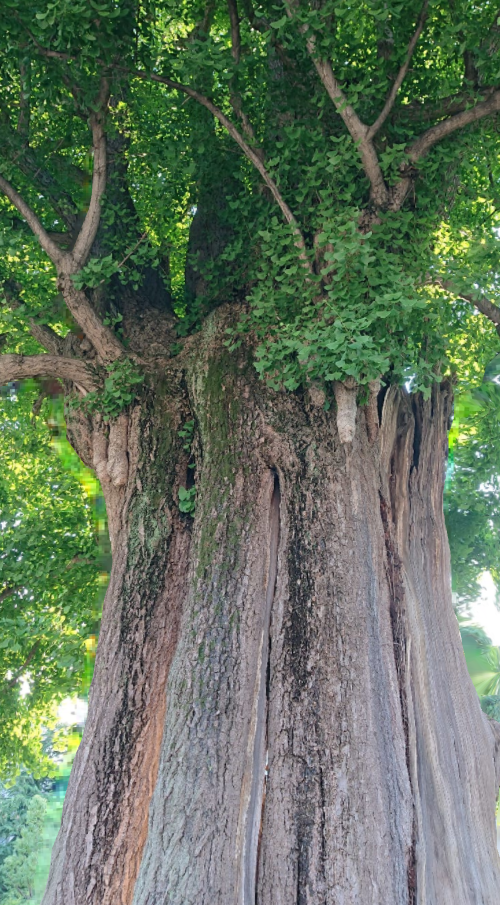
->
[[0, 353, 98, 392], [308, 55, 389, 207], [367, 0, 430, 139]]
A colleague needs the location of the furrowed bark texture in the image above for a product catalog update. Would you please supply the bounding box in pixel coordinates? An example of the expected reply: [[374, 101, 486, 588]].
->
[[42, 311, 500, 904], [130, 316, 500, 905], [41, 391, 192, 905]]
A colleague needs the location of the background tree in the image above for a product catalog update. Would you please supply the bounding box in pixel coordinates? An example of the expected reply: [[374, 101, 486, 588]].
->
[[0, 383, 101, 780], [0, 772, 40, 894], [1, 1, 500, 903], [0, 794, 46, 905]]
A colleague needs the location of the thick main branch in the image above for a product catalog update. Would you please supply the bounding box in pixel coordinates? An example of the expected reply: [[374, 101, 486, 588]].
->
[[0, 353, 98, 392], [436, 279, 500, 329]]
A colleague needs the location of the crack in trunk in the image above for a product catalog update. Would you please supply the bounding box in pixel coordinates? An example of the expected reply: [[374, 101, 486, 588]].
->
[[237, 472, 280, 905], [379, 493, 417, 905]]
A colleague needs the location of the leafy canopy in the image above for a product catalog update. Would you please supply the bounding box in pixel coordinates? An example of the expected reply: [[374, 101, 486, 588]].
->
[[0, 0, 499, 392]]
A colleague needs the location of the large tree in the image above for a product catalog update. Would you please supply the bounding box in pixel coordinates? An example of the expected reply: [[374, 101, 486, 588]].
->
[[1, 1, 500, 902]]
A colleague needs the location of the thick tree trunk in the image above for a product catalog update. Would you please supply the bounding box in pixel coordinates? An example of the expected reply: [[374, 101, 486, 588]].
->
[[43, 312, 500, 905]]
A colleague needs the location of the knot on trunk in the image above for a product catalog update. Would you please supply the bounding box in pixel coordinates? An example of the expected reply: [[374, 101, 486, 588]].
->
[[107, 414, 129, 487], [334, 378, 358, 444], [365, 378, 381, 443], [307, 384, 326, 408], [92, 413, 129, 487]]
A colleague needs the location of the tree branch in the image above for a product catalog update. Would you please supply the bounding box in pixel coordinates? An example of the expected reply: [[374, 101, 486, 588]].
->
[[367, 0, 430, 139], [29, 322, 65, 355], [435, 279, 500, 329], [1, 280, 65, 355], [5, 641, 40, 689], [131, 69, 310, 261], [310, 56, 388, 207], [70, 78, 110, 269], [226, 0, 260, 143], [389, 88, 498, 124], [0, 353, 98, 392], [17, 58, 31, 137], [187, 0, 216, 40], [390, 89, 500, 210], [57, 277, 124, 363], [408, 89, 500, 162], [0, 100, 82, 232], [0, 173, 66, 267]]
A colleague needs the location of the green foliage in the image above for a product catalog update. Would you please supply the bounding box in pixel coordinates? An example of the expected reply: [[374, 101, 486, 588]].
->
[[71, 240, 160, 293], [0, 772, 40, 892], [0, 0, 499, 395], [0, 794, 46, 904], [445, 381, 500, 603], [460, 622, 500, 698], [0, 384, 100, 779], [178, 419, 195, 452], [480, 695, 500, 723], [72, 358, 144, 422], [228, 210, 442, 392], [178, 485, 196, 515]]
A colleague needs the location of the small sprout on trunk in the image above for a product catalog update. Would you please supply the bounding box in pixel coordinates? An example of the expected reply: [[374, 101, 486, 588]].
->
[[178, 485, 196, 515]]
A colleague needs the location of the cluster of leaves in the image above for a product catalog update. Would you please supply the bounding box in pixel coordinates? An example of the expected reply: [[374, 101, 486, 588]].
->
[[0, 772, 41, 893], [178, 419, 195, 451], [226, 210, 444, 393], [0, 383, 100, 780], [71, 236, 160, 294], [178, 485, 196, 515], [71, 357, 145, 422]]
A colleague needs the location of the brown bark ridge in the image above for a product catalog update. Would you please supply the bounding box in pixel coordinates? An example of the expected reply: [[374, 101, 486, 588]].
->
[[42, 310, 500, 904]]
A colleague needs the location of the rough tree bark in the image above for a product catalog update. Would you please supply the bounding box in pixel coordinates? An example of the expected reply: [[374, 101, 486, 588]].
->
[[42, 309, 500, 905]]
